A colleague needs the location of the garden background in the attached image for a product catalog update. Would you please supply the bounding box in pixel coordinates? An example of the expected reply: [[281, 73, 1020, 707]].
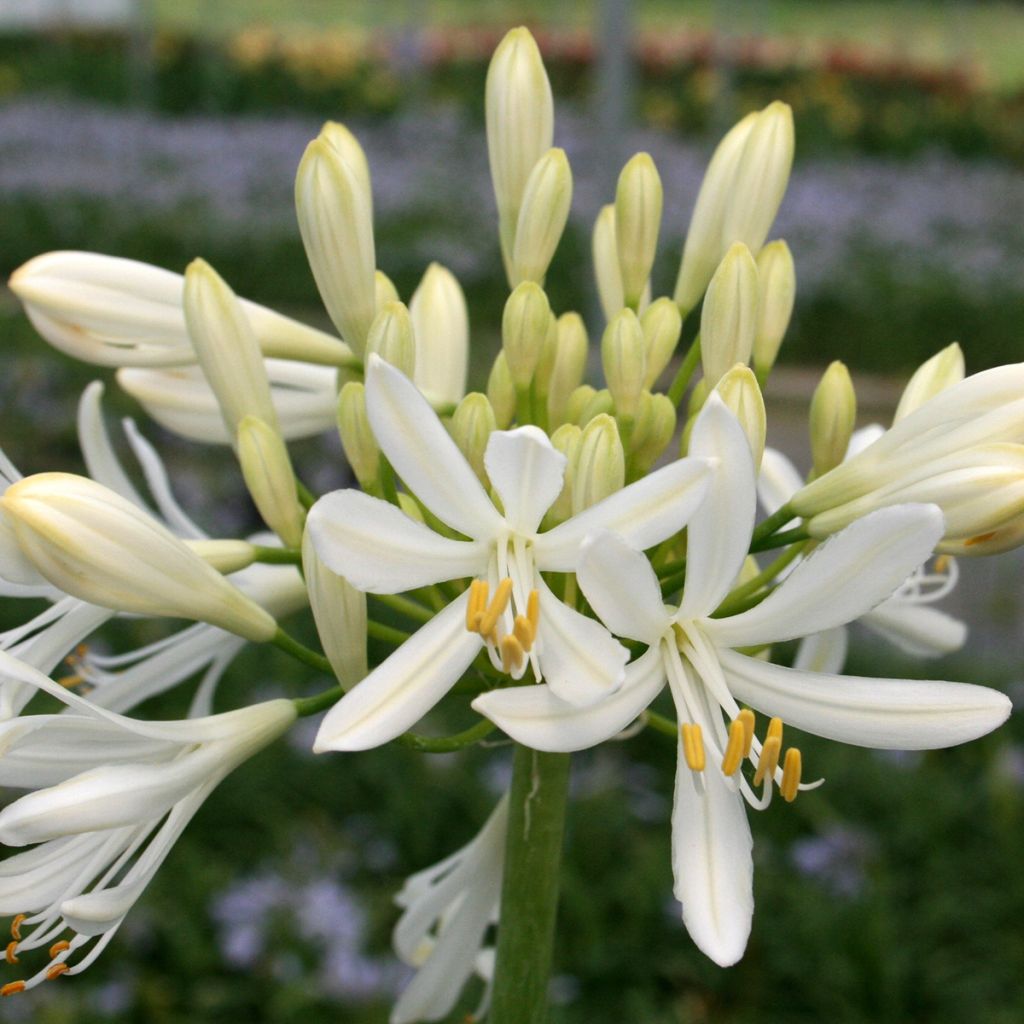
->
[[1, 1, 1023, 1021]]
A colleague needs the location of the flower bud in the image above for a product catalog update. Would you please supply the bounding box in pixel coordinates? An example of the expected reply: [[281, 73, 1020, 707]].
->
[[546, 312, 589, 427], [809, 361, 857, 478], [565, 384, 596, 426], [502, 281, 553, 389], [601, 309, 646, 419], [511, 147, 573, 285], [319, 120, 372, 218], [544, 423, 582, 526], [630, 390, 677, 473], [302, 529, 367, 689], [366, 301, 416, 379], [714, 364, 766, 468], [615, 152, 663, 309], [487, 352, 516, 429], [640, 297, 682, 388], [295, 132, 376, 355], [409, 262, 469, 407], [700, 242, 758, 387], [592, 204, 623, 321], [753, 240, 796, 378], [374, 269, 400, 309], [486, 26, 554, 272], [237, 416, 306, 549], [573, 414, 625, 513], [337, 382, 380, 490], [186, 539, 259, 574], [182, 259, 278, 440], [893, 342, 965, 424], [579, 387, 615, 425], [1, 473, 276, 641], [450, 393, 498, 486]]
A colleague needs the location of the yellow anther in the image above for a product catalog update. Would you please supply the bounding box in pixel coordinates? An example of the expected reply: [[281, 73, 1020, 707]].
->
[[720, 719, 746, 776], [57, 674, 83, 688], [680, 722, 705, 772], [781, 747, 802, 803], [737, 709, 755, 756], [477, 579, 514, 638], [766, 716, 783, 745], [0, 981, 25, 997], [513, 614, 535, 652], [49, 941, 70, 959], [9, 916, 24, 941], [754, 735, 781, 786], [4, 942, 17, 965], [500, 634, 525, 675], [526, 589, 540, 635], [933, 555, 950, 573], [466, 580, 489, 632], [46, 963, 69, 981], [965, 531, 997, 547]]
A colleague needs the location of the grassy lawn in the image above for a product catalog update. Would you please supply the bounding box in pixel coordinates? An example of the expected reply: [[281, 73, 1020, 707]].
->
[[150, 0, 1024, 91]]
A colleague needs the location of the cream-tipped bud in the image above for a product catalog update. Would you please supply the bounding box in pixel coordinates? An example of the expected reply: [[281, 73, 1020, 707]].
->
[[450, 393, 498, 485], [579, 387, 615, 425], [319, 120, 372, 218], [546, 312, 589, 427], [237, 416, 306, 549], [593, 204, 623, 321], [295, 133, 376, 355], [185, 540, 258, 574], [630, 391, 677, 473], [365, 301, 416, 378], [1, 473, 276, 641], [565, 384, 596, 426], [714, 364, 767, 468], [502, 281, 553, 389], [487, 352, 517, 429], [700, 242, 759, 387], [545, 423, 582, 526], [511, 148, 573, 285], [573, 414, 625, 513], [182, 258, 279, 440], [893, 342, 965, 423], [601, 309, 646, 419], [615, 152, 663, 309], [486, 27, 554, 274], [374, 269, 400, 310], [640, 297, 682, 388], [302, 529, 367, 690], [409, 262, 469, 407], [753, 240, 796, 378], [337, 382, 380, 490], [810, 361, 857, 478]]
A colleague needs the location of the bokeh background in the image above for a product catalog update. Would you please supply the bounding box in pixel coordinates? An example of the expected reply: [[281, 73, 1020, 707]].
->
[[1, 1, 1023, 1021]]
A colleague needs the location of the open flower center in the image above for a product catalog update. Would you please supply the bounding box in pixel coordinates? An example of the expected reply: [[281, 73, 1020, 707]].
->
[[465, 578, 540, 675]]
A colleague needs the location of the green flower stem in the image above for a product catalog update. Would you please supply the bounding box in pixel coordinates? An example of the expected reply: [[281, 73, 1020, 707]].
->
[[379, 457, 402, 507], [491, 745, 571, 1024], [370, 592, 435, 625], [251, 545, 303, 565], [666, 332, 702, 406], [295, 479, 318, 511], [749, 525, 810, 553], [396, 717, 496, 752], [271, 628, 333, 674], [645, 709, 679, 740], [749, 502, 798, 547], [713, 540, 809, 617], [367, 620, 412, 646]]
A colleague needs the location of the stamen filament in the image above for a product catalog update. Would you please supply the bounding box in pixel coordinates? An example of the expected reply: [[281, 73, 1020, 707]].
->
[[781, 748, 802, 802], [681, 722, 705, 772]]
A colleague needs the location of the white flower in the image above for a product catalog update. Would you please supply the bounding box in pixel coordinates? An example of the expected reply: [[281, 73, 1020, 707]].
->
[[474, 397, 1010, 966], [307, 356, 712, 751], [391, 795, 507, 1024], [0, 652, 295, 994]]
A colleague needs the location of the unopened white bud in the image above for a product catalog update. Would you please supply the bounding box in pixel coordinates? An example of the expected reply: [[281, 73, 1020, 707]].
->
[[714, 364, 766, 468], [511, 148, 573, 285], [615, 153, 662, 309], [450, 393, 498, 485], [545, 422, 582, 525], [366, 301, 416, 378], [487, 352, 516, 429], [574, 414, 625, 513], [601, 309, 646, 419], [502, 281, 553, 389], [237, 416, 306, 549], [409, 263, 469, 407], [547, 312, 589, 427], [337, 382, 380, 490], [640, 297, 682, 388], [374, 269, 400, 310], [630, 391, 677, 473], [319, 120, 373, 218], [593, 205, 623, 321], [579, 387, 615, 425], [186, 539, 260, 574], [810, 361, 857, 478], [565, 384, 596, 426], [753, 240, 796, 378], [700, 242, 758, 387], [893, 342, 965, 423]]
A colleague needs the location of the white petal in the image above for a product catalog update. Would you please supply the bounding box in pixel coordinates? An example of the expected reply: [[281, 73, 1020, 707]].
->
[[672, 745, 753, 967], [756, 447, 803, 517], [861, 602, 967, 658], [846, 423, 885, 458], [793, 627, 848, 674], [535, 456, 711, 571], [678, 395, 758, 620], [720, 649, 1012, 749], [473, 646, 666, 750], [365, 357, 503, 539], [535, 578, 629, 706], [77, 382, 150, 510], [313, 593, 481, 751], [706, 503, 945, 649], [307, 489, 489, 593], [576, 532, 671, 644], [483, 427, 565, 534]]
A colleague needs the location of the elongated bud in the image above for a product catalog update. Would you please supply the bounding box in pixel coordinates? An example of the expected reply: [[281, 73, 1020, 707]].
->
[[715, 365, 766, 468], [237, 416, 306, 549], [673, 111, 758, 316], [641, 297, 682, 388], [182, 259, 279, 443], [8, 250, 351, 368], [547, 312, 589, 427], [374, 269, 400, 309], [337, 382, 380, 490], [1, 473, 276, 640], [579, 387, 615, 425], [893, 342, 965, 423], [700, 242, 758, 387], [295, 133, 376, 355], [630, 391, 677, 472], [366, 301, 416, 378], [409, 263, 468, 407], [615, 153, 662, 309], [532, 314, 560, 404], [565, 384, 596, 426], [302, 530, 367, 690], [486, 27, 554, 274], [502, 281, 552, 389], [187, 539, 259, 574], [593, 204, 623, 321], [450, 393, 497, 485], [573, 414, 625, 513], [753, 240, 796, 378], [511, 148, 573, 285], [810, 361, 857, 477], [319, 120, 372, 218], [487, 352, 516, 429], [545, 423, 582, 526], [601, 309, 646, 419]]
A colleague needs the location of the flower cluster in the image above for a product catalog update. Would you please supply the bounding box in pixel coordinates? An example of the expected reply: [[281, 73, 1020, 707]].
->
[[0, 24, 1015, 1022]]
